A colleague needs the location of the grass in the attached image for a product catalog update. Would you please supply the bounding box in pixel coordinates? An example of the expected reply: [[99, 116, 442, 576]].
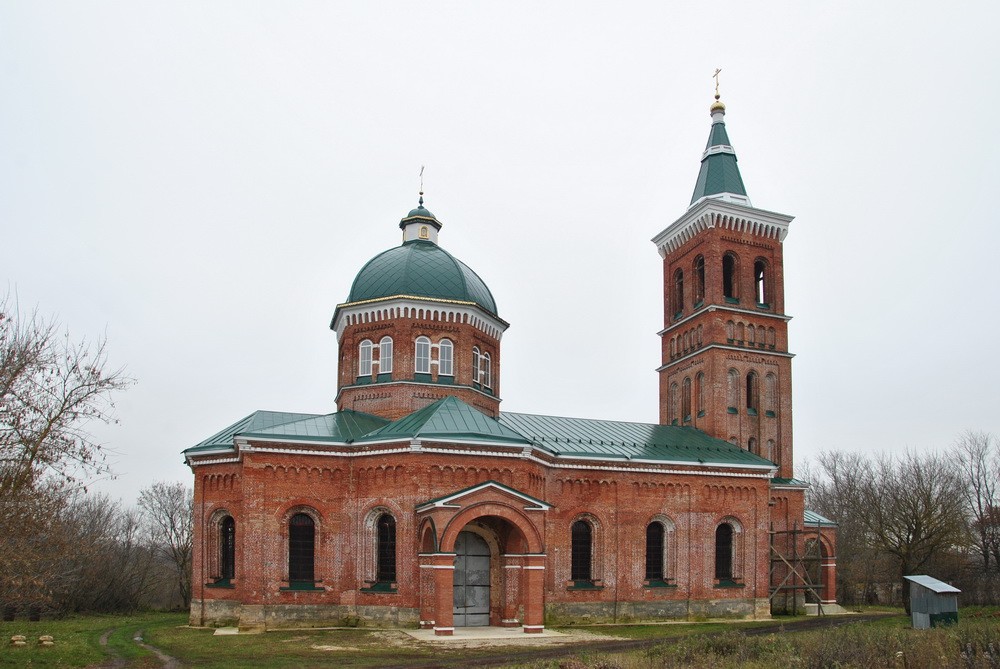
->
[[554, 618, 803, 640], [0, 612, 185, 667], [2, 608, 997, 668], [531, 610, 1000, 669]]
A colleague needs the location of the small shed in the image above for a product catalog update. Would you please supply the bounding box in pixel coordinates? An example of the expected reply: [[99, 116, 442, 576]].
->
[[903, 575, 960, 629]]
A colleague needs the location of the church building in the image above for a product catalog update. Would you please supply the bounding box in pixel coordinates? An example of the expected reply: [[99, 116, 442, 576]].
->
[[185, 93, 838, 634]]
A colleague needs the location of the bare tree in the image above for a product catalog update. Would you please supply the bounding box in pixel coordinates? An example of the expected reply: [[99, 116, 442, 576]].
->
[[0, 296, 133, 615], [956, 431, 1000, 572], [855, 450, 969, 613], [808, 451, 886, 605], [0, 295, 133, 497], [810, 449, 973, 609], [139, 482, 193, 609]]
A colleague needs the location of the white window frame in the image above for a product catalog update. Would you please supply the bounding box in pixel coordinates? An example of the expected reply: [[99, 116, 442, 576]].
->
[[438, 339, 453, 376], [482, 352, 492, 388], [379, 336, 393, 374], [359, 340, 373, 377], [415, 336, 431, 374], [472, 347, 481, 383]]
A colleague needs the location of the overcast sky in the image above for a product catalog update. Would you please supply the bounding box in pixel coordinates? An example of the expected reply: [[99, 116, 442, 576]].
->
[[2, 2, 998, 504]]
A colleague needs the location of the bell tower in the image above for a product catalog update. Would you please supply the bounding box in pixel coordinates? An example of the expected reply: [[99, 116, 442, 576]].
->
[[652, 93, 795, 478]]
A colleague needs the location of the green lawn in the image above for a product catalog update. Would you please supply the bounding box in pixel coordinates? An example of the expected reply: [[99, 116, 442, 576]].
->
[[0, 612, 184, 667], [2, 608, 997, 669]]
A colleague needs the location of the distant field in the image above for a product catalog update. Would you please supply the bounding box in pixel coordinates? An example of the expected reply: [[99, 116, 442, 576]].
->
[[1, 608, 997, 668]]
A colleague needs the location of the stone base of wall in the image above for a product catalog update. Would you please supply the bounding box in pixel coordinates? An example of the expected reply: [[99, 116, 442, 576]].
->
[[190, 599, 419, 630], [191, 597, 771, 630], [545, 598, 771, 625]]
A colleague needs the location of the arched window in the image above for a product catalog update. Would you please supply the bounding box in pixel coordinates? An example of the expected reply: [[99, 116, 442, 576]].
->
[[765, 373, 777, 415], [645, 518, 676, 584], [693, 255, 705, 305], [766, 439, 775, 462], [415, 336, 431, 374], [726, 320, 735, 341], [220, 516, 236, 581], [359, 340, 373, 377], [746, 372, 759, 413], [727, 369, 740, 409], [571, 520, 593, 582], [748, 437, 757, 454], [438, 339, 453, 376], [723, 253, 738, 300], [376, 514, 396, 584], [669, 382, 679, 424], [472, 347, 481, 383], [378, 336, 393, 374], [288, 513, 315, 584], [767, 327, 777, 348], [695, 372, 705, 415], [747, 325, 755, 345], [682, 377, 692, 422], [645, 522, 665, 581], [754, 258, 768, 305], [482, 353, 492, 388], [669, 338, 676, 358], [673, 269, 684, 316], [715, 523, 734, 580]]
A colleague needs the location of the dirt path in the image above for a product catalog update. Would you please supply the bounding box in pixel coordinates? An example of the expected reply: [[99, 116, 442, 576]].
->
[[379, 613, 896, 669], [84, 629, 127, 669], [132, 629, 182, 669], [85, 627, 182, 669]]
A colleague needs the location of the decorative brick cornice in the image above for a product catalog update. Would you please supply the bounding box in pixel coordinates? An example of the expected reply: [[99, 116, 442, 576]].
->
[[332, 296, 508, 340], [651, 199, 794, 257], [186, 436, 776, 478]]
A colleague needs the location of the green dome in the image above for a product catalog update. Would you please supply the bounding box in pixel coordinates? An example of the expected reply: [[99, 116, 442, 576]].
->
[[347, 240, 498, 316]]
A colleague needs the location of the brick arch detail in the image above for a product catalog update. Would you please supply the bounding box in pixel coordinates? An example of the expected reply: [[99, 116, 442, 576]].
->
[[418, 517, 438, 553], [438, 502, 543, 554]]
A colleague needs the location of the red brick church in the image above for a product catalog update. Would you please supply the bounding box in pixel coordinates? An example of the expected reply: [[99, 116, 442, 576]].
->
[[185, 94, 838, 633]]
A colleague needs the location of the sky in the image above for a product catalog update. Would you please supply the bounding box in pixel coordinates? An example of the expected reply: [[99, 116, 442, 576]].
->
[[2, 2, 998, 505]]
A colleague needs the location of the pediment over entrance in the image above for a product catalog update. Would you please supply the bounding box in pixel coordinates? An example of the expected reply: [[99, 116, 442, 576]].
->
[[415, 480, 551, 513]]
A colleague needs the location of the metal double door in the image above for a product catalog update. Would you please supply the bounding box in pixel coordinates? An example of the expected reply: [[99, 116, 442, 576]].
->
[[453, 531, 490, 626]]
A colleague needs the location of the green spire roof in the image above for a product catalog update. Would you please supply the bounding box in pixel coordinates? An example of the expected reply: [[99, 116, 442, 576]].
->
[[690, 102, 749, 206]]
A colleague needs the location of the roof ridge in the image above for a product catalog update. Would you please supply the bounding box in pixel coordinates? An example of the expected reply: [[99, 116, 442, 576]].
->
[[501, 410, 656, 427]]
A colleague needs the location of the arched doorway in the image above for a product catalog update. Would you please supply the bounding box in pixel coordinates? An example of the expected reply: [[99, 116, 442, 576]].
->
[[453, 531, 490, 627], [423, 498, 547, 635]]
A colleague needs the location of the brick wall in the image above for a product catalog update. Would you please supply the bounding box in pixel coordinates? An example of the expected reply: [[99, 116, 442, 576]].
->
[[190, 444, 781, 628]]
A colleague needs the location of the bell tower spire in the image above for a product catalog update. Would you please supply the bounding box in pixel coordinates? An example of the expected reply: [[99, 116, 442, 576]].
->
[[690, 71, 750, 207], [652, 89, 796, 478]]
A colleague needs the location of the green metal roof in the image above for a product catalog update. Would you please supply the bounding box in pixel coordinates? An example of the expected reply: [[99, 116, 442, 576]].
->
[[690, 119, 748, 205], [399, 205, 442, 230], [345, 240, 498, 316], [187, 399, 774, 470], [185, 410, 324, 453], [803, 509, 838, 527], [355, 396, 530, 445], [183, 409, 389, 454], [498, 412, 774, 467], [771, 477, 809, 487], [246, 410, 389, 442]]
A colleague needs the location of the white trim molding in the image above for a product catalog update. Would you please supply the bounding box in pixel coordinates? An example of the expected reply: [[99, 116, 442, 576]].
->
[[652, 199, 794, 257]]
